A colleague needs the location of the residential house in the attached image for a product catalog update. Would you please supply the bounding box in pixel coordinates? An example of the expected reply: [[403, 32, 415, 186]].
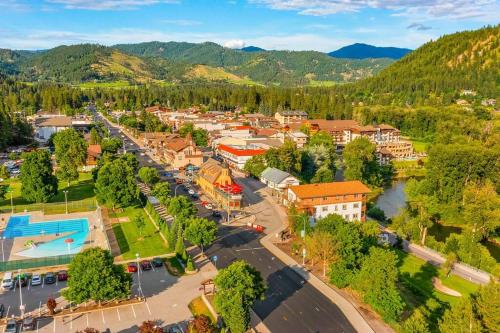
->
[[260, 167, 300, 203], [271, 131, 308, 148], [84, 144, 102, 171], [287, 181, 370, 222], [163, 133, 204, 170], [196, 158, 243, 210], [274, 110, 308, 125]]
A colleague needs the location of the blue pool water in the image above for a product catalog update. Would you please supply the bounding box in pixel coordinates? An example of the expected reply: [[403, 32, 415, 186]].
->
[[4, 215, 89, 258]]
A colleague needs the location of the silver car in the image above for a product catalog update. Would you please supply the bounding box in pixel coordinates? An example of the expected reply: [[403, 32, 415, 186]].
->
[[31, 274, 42, 286]]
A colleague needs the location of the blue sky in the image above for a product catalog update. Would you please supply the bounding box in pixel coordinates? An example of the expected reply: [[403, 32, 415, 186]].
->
[[0, 0, 498, 51]]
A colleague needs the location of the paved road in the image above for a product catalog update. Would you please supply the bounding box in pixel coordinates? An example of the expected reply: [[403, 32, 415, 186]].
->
[[100, 114, 356, 333]]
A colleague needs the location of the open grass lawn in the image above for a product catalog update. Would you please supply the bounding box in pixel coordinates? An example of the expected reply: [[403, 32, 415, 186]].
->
[[0, 173, 96, 213], [110, 205, 169, 260], [410, 140, 430, 153], [396, 249, 478, 329]]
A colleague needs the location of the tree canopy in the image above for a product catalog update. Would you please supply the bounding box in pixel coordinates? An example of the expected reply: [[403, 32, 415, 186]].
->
[[20, 150, 58, 203], [53, 128, 87, 185]]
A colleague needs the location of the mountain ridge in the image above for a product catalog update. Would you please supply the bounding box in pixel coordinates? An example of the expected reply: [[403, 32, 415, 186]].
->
[[329, 43, 412, 59]]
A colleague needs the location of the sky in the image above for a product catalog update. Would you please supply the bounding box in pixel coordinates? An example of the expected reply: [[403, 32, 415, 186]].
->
[[0, 0, 498, 51]]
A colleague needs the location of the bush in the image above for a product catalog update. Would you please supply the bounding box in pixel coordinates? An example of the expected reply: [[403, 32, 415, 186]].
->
[[367, 205, 386, 222], [186, 257, 195, 271]]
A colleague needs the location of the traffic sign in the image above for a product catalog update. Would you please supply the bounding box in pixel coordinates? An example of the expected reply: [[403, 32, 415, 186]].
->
[[212, 255, 218, 262]]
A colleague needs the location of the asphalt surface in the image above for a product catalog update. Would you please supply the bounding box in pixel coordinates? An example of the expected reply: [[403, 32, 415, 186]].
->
[[99, 114, 356, 333]]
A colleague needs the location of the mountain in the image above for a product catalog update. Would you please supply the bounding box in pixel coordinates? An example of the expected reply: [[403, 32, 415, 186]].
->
[[0, 41, 395, 86], [115, 41, 393, 86], [240, 46, 266, 52], [329, 43, 412, 59], [357, 25, 500, 99]]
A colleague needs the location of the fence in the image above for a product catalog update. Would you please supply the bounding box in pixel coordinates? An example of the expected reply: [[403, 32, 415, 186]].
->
[[0, 254, 74, 272], [0, 198, 97, 215]]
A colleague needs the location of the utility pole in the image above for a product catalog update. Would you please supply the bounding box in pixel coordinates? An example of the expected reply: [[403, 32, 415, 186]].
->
[[63, 190, 69, 214], [18, 269, 24, 318]]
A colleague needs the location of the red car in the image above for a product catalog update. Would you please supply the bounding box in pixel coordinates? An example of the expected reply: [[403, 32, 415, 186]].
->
[[201, 201, 208, 207], [175, 178, 183, 184], [57, 271, 68, 281], [140, 260, 152, 271], [127, 263, 138, 273]]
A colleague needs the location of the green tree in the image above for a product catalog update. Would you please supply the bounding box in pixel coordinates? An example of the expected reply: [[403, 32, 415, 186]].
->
[[118, 153, 139, 173], [0, 165, 9, 179], [53, 128, 87, 185], [309, 131, 334, 147], [101, 137, 123, 154], [402, 309, 430, 333], [167, 196, 197, 218], [133, 212, 146, 237], [405, 178, 438, 246], [0, 185, 7, 200], [439, 298, 483, 333], [474, 282, 500, 333], [179, 123, 208, 147], [95, 158, 139, 209], [175, 227, 185, 256], [311, 165, 335, 183], [343, 137, 390, 186], [305, 231, 339, 276], [243, 155, 267, 178], [462, 181, 500, 240], [63, 248, 132, 303], [184, 217, 218, 254], [214, 261, 266, 333], [151, 182, 170, 205], [20, 150, 58, 203], [138, 167, 160, 187], [89, 127, 102, 145], [353, 247, 404, 322]]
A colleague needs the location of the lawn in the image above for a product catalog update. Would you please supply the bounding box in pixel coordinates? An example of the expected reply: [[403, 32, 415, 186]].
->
[[0, 173, 96, 214], [410, 140, 430, 153], [110, 205, 169, 260], [396, 249, 478, 329]]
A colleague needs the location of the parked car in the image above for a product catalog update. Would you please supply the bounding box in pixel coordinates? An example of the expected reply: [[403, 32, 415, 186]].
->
[[22, 317, 36, 331], [201, 201, 208, 207], [205, 204, 213, 210], [140, 260, 152, 271], [44, 272, 56, 284], [5, 319, 17, 333], [164, 172, 173, 178], [151, 257, 163, 268], [175, 178, 183, 184], [31, 274, 42, 286], [57, 271, 68, 281], [212, 211, 222, 218], [127, 262, 138, 273], [1, 272, 13, 290], [188, 189, 195, 195], [190, 193, 199, 200], [167, 324, 184, 333]]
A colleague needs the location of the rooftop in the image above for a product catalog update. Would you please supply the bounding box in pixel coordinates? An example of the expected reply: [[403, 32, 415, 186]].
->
[[289, 181, 371, 199], [277, 110, 308, 116], [218, 144, 267, 157], [261, 167, 296, 184]]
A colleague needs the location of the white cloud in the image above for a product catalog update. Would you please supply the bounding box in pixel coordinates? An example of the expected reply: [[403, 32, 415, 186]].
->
[[224, 40, 246, 49], [250, 0, 500, 20], [45, 0, 179, 10], [161, 19, 202, 26]]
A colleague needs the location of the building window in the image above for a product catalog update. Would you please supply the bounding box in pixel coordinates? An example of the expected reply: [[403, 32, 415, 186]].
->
[[323, 197, 328, 201], [345, 215, 350, 220], [354, 194, 359, 198], [353, 214, 358, 219], [342, 204, 347, 210], [353, 203, 359, 208], [322, 206, 328, 212], [334, 205, 338, 211]]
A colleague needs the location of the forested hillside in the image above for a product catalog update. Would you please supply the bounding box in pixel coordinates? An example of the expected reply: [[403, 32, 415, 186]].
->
[[328, 43, 411, 59], [355, 25, 500, 103]]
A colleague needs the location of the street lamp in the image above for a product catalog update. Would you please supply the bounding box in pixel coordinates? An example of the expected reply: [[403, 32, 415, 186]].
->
[[8, 189, 13, 214], [18, 269, 24, 319], [290, 214, 309, 239], [135, 253, 142, 298], [1, 236, 5, 262], [174, 184, 182, 197], [63, 190, 69, 214]]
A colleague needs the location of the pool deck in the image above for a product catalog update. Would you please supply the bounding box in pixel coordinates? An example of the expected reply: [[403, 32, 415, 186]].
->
[[0, 210, 109, 261]]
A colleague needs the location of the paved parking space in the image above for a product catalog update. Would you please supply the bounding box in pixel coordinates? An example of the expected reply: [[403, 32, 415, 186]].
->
[[1, 256, 217, 332]]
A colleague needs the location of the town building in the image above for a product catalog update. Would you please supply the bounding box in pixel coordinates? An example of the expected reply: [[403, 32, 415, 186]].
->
[[33, 115, 92, 144], [260, 167, 300, 203], [271, 131, 308, 148], [217, 144, 267, 170], [274, 110, 308, 125], [196, 158, 243, 211], [287, 181, 370, 222], [162, 133, 204, 170], [83, 144, 102, 171]]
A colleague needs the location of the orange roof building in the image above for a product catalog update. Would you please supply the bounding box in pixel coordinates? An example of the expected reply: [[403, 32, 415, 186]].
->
[[287, 181, 370, 222], [217, 144, 267, 170]]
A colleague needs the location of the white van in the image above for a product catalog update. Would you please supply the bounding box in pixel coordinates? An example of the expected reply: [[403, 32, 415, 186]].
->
[[1, 272, 13, 290]]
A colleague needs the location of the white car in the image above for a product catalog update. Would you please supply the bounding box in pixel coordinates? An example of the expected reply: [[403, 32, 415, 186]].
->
[[188, 189, 195, 195], [140, 153, 145, 156], [31, 274, 42, 286], [205, 204, 213, 210], [1, 272, 13, 290]]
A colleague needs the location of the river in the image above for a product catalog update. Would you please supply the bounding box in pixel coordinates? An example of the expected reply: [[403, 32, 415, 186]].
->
[[375, 180, 407, 219]]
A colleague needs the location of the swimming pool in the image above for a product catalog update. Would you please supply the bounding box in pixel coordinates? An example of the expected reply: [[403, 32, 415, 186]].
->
[[4, 215, 89, 258]]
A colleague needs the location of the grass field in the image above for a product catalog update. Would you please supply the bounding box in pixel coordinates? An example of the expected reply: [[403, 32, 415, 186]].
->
[[188, 296, 216, 323], [0, 173, 96, 214], [396, 249, 478, 329], [410, 140, 430, 153], [110, 205, 169, 260]]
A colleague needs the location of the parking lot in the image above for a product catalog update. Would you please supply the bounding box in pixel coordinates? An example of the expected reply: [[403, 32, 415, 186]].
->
[[1, 255, 217, 332]]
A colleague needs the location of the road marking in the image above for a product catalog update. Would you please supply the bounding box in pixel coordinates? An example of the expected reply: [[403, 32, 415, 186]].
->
[[235, 247, 264, 252], [268, 266, 272, 269], [145, 301, 152, 315], [53, 318, 56, 332], [151, 265, 155, 272], [315, 307, 320, 312], [116, 308, 121, 321], [42, 279, 44, 288], [86, 313, 89, 327], [38, 301, 42, 316], [36, 317, 39, 333], [70, 314, 73, 330], [28, 281, 31, 291], [55, 279, 58, 286], [5, 305, 10, 318], [101, 310, 105, 324], [131, 305, 136, 318]]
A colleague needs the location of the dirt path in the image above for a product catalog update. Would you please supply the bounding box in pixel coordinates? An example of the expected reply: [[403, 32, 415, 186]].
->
[[432, 277, 462, 297]]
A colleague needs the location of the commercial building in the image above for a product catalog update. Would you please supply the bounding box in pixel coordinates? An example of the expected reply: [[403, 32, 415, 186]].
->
[[33, 115, 92, 144], [196, 158, 243, 210], [275, 110, 308, 125], [287, 181, 370, 222], [260, 167, 300, 203], [217, 144, 267, 170]]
